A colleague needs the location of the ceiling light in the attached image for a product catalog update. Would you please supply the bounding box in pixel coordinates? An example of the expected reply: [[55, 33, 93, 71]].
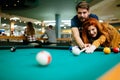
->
[[10, 17, 20, 21]]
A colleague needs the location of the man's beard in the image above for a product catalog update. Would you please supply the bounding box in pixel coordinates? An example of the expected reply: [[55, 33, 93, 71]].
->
[[79, 17, 87, 22]]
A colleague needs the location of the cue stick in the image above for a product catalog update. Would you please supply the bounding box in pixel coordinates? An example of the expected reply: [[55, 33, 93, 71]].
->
[[80, 48, 86, 53]]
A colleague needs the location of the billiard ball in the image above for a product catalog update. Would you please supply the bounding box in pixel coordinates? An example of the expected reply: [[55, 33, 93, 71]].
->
[[69, 46, 72, 52], [72, 46, 81, 56], [103, 47, 111, 54], [10, 47, 16, 52], [36, 51, 52, 66], [113, 47, 119, 53]]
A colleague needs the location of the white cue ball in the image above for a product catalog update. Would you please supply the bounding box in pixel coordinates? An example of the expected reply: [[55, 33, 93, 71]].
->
[[36, 51, 52, 66], [72, 46, 81, 56]]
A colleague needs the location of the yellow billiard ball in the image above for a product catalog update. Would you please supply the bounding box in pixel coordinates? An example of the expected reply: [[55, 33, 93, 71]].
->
[[103, 47, 111, 54]]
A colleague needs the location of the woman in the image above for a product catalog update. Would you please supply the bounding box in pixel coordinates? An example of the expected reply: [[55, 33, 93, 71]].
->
[[82, 18, 120, 53], [24, 22, 36, 43]]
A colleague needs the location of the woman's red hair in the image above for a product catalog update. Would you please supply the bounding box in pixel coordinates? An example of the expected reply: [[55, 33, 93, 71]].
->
[[82, 18, 112, 45]]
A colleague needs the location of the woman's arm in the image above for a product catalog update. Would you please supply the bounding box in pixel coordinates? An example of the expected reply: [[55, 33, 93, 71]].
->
[[92, 35, 106, 48], [85, 35, 106, 53]]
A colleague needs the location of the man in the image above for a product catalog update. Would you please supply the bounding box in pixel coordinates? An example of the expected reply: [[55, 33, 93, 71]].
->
[[71, 1, 98, 49], [41, 25, 57, 44]]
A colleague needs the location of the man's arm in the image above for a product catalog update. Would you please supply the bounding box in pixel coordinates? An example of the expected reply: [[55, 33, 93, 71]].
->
[[71, 27, 85, 48]]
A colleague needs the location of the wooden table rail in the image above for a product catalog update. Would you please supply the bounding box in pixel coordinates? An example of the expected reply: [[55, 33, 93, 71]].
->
[[57, 38, 71, 42], [0, 36, 72, 43], [37, 38, 72, 43], [0, 36, 26, 40]]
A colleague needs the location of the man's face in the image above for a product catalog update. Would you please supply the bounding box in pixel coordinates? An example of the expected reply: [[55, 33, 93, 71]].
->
[[77, 8, 90, 22]]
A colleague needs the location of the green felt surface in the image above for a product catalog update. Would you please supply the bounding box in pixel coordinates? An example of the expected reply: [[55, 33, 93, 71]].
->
[[0, 47, 120, 80]]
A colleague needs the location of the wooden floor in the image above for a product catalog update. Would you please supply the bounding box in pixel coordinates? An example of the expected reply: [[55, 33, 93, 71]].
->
[[98, 63, 120, 80]]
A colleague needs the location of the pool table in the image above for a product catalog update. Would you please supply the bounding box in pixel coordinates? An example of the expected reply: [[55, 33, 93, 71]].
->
[[0, 45, 120, 80]]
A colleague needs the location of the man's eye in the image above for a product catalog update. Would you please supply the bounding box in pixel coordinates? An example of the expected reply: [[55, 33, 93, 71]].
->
[[78, 12, 81, 14], [83, 12, 86, 14]]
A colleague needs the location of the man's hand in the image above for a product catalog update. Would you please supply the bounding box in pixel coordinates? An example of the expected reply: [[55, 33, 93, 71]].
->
[[85, 44, 91, 47]]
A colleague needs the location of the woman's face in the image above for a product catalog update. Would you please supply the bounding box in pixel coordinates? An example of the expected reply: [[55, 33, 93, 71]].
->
[[87, 25, 97, 38]]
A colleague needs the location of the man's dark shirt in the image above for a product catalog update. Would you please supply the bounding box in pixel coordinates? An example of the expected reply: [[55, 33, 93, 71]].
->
[[71, 14, 98, 37], [71, 14, 99, 30]]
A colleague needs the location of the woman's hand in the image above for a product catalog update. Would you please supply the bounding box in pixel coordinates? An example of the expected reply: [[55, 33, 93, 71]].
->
[[85, 45, 96, 54]]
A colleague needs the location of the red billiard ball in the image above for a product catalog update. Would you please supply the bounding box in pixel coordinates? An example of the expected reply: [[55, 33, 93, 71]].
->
[[113, 47, 119, 53], [36, 51, 52, 66]]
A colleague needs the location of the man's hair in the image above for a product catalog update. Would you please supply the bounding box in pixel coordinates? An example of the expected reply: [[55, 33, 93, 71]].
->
[[76, 1, 90, 11], [48, 25, 53, 29]]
